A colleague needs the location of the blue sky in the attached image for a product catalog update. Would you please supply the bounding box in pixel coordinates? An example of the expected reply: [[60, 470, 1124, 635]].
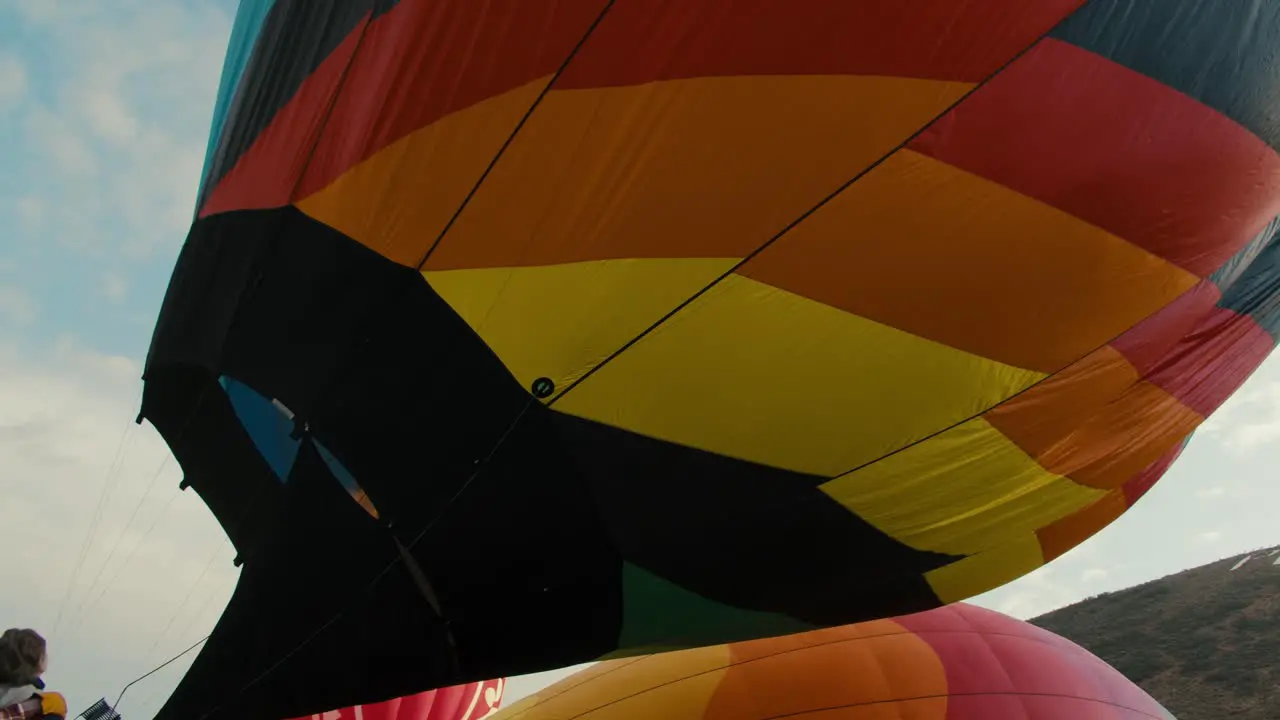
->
[[0, 0, 235, 359], [0, 2, 1277, 718]]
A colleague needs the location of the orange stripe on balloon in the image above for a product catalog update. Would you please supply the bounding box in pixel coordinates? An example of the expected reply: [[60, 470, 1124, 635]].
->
[[297, 78, 552, 267], [1035, 490, 1128, 563], [414, 75, 971, 272], [706, 620, 948, 720], [738, 150, 1197, 373], [984, 346, 1141, 460], [987, 361, 1202, 491]]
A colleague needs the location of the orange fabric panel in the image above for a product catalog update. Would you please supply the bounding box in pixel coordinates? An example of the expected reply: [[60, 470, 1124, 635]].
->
[[297, 78, 551, 267], [705, 621, 947, 720], [986, 345, 1205, 489], [985, 346, 1141, 457], [499, 645, 732, 719], [421, 76, 971, 271], [1037, 491, 1129, 563], [1035, 381, 1203, 490], [739, 151, 1198, 373]]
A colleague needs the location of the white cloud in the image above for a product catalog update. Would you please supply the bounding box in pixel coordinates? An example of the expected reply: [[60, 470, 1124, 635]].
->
[[1081, 568, 1109, 583], [24, 103, 100, 178], [14, 195, 46, 232], [1200, 372, 1280, 452], [78, 70, 140, 146], [10, 0, 92, 26], [1195, 486, 1226, 499], [971, 564, 1081, 620], [1221, 382, 1280, 449], [0, 52, 27, 111], [101, 271, 129, 303], [0, 341, 237, 716], [0, 284, 38, 325], [1197, 531, 1223, 543]]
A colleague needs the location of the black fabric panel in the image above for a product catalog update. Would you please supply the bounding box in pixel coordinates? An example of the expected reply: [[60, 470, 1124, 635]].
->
[[1052, 0, 1280, 150], [142, 218, 259, 375], [552, 415, 957, 626], [145, 207, 623, 720], [372, 0, 403, 17], [1220, 230, 1280, 340], [148, 206, 419, 430], [138, 366, 281, 560], [155, 441, 440, 720], [197, 0, 381, 210], [402, 405, 626, 682], [144, 204, 956, 717]]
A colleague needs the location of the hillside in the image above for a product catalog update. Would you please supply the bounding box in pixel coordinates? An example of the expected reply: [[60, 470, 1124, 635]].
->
[[1032, 546, 1280, 719]]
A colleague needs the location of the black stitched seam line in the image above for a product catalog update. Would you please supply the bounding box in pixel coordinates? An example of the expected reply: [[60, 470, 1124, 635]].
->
[[414, 0, 620, 271]]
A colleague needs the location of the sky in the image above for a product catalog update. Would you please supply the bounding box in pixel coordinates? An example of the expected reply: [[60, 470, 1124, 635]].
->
[[0, 1, 1276, 718]]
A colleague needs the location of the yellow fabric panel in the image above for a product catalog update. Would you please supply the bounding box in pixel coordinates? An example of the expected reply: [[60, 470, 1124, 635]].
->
[[925, 533, 1046, 605], [296, 78, 552, 267], [495, 644, 731, 720], [423, 74, 973, 270], [819, 418, 1105, 555], [554, 274, 1042, 477], [739, 150, 1199, 374], [424, 258, 738, 394]]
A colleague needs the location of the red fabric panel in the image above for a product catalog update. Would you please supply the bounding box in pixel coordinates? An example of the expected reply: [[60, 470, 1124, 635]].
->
[[911, 38, 1280, 277]]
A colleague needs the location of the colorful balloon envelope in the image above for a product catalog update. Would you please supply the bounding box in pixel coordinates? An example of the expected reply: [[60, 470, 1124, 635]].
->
[[142, 0, 1280, 718], [495, 603, 1178, 720], [286, 679, 504, 720]]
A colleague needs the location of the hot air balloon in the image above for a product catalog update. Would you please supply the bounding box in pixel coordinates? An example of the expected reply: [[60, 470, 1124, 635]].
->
[[140, 0, 1280, 718], [287, 679, 504, 720], [495, 603, 1179, 719]]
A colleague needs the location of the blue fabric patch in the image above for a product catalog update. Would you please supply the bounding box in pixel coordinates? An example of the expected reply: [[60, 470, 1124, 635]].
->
[[219, 374, 300, 482]]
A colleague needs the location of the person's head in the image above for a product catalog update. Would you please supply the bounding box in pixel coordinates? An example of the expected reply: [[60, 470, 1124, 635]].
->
[[0, 629, 47, 685]]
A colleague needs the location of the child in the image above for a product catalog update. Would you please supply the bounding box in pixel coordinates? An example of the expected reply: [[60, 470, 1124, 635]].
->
[[0, 630, 66, 720]]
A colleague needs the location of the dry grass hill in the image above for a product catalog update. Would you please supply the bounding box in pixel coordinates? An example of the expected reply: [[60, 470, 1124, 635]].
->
[[1031, 545, 1280, 719]]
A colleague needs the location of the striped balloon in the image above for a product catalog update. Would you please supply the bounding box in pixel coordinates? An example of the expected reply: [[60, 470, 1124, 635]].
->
[[143, 1, 1280, 718]]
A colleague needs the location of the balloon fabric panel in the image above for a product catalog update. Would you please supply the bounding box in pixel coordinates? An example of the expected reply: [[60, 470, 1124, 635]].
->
[[493, 604, 1176, 719]]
